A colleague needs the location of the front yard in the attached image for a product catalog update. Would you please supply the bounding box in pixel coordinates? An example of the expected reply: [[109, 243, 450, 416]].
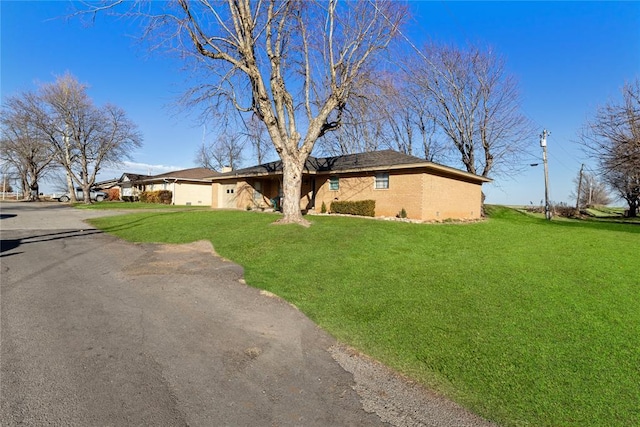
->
[[88, 206, 639, 427]]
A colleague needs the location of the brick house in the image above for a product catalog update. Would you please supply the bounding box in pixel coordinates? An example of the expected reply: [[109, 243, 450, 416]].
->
[[210, 150, 491, 221]]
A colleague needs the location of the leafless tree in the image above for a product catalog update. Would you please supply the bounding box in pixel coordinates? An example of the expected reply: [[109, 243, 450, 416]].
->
[[195, 132, 244, 170], [406, 43, 534, 178], [579, 78, 640, 216], [317, 86, 386, 156], [570, 171, 612, 208], [23, 73, 143, 203], [1, 92, 57, 200], [0, 175, 14, 193], [84, 0, 406, 224], [243, 114, 271, 165], [316, 73, 447, 161]]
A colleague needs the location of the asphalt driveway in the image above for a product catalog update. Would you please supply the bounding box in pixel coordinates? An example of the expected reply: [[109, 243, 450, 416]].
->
[[0, 202, 497, 426]]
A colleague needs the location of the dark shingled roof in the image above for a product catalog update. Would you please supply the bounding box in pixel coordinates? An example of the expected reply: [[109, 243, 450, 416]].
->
[[309, 150, 426, 172], [224, 150, 428, 176]]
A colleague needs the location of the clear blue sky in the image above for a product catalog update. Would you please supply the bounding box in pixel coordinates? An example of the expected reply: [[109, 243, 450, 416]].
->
[[2, 1, 639, 205]]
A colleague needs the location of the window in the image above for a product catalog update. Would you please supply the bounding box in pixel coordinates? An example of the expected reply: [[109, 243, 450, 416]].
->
[[253, 182, 262, 202], [375, 172, 389, 189], [329, 176, 339, 191]]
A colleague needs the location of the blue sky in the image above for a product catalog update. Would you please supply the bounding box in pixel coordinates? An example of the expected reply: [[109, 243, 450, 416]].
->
[[2, 1, 639, 205]]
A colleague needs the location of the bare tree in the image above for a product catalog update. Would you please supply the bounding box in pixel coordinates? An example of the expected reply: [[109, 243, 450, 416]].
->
[[406, 43, 533, 178], [20, 73, 143, 203], [571, 171, 612, 208], [195, 132, 244, 170], [85, 0, 406, 224], [316, 70, 447, 162], [317, 87, 386, 156], [1, 92, 57, 200], [0, 174, 14, 193], [243, 114, 271, 165], [579, 78, 640, 216]]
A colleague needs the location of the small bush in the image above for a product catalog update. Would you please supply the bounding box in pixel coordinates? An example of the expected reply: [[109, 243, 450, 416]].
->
[[321, 201, 327, 214], [158, 190, 172, 204], [553, 202, 578, 218], [398, 207, 407, 218], [106, 188, 120, 201], [122, 195, 138, 202], [330, 200, 375, 217], [140, 190, 173, 204]]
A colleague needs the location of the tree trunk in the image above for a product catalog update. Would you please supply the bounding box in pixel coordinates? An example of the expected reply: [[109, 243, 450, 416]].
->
[[66, 171, 77, 202], [82, 184, 92, 204], [277, 157, 309, 226]]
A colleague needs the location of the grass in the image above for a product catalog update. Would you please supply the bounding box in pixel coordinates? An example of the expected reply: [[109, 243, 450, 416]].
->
[[88, 206, 640, 427], [73, 201, 212, 210]]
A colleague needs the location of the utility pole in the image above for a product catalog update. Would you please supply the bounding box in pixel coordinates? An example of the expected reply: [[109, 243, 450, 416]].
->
[[540, 129, 551, 220], [575, 163, 584, 213]]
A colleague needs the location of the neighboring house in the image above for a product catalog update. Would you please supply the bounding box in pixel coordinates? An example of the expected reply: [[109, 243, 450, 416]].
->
[[129, 168, 219, 206], [92, 178, 120, 191], [117, 173, 152, 199], [210, 150, 492, 221]]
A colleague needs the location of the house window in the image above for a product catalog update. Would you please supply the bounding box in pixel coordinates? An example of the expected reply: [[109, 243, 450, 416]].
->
[[329, 176, 339, 191], [253, 182, 262, 201], [375, 172, 389, 189]]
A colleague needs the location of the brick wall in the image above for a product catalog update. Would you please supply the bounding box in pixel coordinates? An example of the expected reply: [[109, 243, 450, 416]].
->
[[213, 169, 485, 221], [422, 173, 483, 220], [314, 169, 483, 221]]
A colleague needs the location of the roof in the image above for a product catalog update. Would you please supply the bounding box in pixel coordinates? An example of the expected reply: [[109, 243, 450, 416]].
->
[[149, 167, 219, 180], [93, 177, 120, 188], [119, 168, 219, 184], [118, 173, 152, 183], [214, 150, 492, 183]]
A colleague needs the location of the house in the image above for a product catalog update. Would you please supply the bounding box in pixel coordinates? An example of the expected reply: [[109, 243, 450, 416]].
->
[[92, 177, 121, 191], [116, 173, 152, 199], [210, 150, 492, 221], [118, 168, 218, 205]]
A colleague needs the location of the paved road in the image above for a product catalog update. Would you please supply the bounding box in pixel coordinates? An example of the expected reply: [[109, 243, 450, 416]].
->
[[1, 202, 497, 426]]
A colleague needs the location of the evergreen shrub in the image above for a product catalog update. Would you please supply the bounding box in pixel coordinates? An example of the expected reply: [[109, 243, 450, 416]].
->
[[330, 200, 375, 217]]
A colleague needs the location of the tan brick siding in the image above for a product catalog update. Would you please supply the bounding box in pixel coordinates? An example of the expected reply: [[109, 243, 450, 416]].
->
[[213, 169, 484, 221], [422, 174, 482, 220], [314, 172, 424, 219]]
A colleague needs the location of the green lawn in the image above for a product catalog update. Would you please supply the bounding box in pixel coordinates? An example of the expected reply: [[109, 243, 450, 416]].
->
[[74, 201, 212, 210], [88, 206, 640, 427]]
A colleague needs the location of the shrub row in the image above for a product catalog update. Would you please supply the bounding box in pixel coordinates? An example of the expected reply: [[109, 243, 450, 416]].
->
[[330, 200, 375, 217], [140, 190, 173, 204], [122, 196, 139, 202]]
